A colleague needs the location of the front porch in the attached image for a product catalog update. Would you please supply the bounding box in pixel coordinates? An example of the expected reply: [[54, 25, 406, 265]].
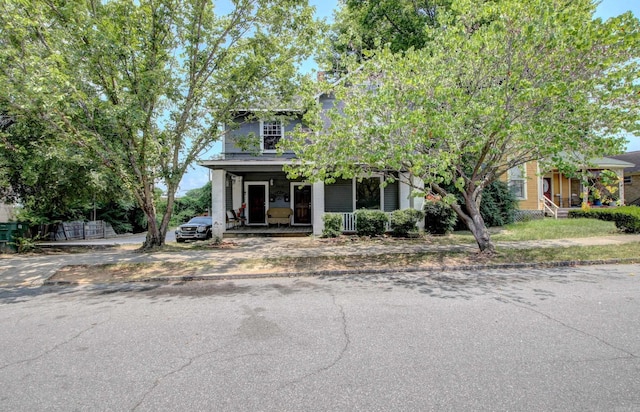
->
[[224, 225, 313, 238], [540, 157, 633, 210]]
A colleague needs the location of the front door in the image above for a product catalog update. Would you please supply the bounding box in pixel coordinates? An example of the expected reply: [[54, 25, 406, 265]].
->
[[543, 177, 552, 200], [246, 182, 268, 225], [292, 184, 312, 225]]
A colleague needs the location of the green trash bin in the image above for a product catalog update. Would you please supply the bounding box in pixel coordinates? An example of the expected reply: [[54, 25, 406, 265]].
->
[[0, 222, 27, 253]]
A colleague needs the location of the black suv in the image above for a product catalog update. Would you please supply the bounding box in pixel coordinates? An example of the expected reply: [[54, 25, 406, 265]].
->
[[175, 216, 213, 242]]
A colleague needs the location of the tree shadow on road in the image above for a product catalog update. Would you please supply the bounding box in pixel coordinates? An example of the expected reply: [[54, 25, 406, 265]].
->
[[323, 266, 602, 305]]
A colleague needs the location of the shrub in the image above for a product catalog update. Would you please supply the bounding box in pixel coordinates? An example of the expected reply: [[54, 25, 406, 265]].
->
[[354, 209, 388, 237], [322, 213, 343, 238], [447, 181, 519, 230], [568, 206, 640, 233], [479, 181, 519, 227], [389, 209, 425, 237], [424, 200, 457, 235], [10, 235, 39, 253]]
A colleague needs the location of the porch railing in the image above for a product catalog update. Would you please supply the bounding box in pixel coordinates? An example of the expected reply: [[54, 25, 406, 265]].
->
[[541, 197, 559, 219], [340, 212, 392, 232]]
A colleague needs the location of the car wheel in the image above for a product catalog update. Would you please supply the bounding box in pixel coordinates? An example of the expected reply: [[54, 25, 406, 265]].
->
[[206, 230, 212, 239]]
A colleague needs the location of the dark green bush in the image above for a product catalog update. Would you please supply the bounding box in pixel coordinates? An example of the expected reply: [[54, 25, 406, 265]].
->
[[354, 209, 388, 237], [389, 209, 425, 237], [424, 200, 457, 235], [569, 206, 640, 233], [322, 213, 343, 238], [447, 181, 519, 230], [479, 181, 519, 227]]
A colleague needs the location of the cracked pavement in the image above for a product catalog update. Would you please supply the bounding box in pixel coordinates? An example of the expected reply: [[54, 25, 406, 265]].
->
[[0, 264, 638, 411]]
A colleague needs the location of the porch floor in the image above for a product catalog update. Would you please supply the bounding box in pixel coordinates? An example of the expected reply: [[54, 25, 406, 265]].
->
[[224, 225, 313, 238]]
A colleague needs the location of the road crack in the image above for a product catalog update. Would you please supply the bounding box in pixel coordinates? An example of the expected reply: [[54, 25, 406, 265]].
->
[[278, 293, 351, 390], [0, 314, 111, 371], [508, 301, 637, 359], [130, 343, 258, 411]]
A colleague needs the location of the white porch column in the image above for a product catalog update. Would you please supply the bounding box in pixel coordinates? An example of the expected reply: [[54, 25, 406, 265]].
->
[[312, 181, 325, 236], [617, 169, 625, 205], [399, 172, 412, 210], [232, 176, 243, 211], [412, 176, 425, 231], [211, 169, 226, 235]]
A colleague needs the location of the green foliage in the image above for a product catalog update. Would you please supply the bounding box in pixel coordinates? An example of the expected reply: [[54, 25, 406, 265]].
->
[[0, 111, 130, 224], [389, 209, 425, 237], [354, 209, 388, 237], [479, 181, 519, 227], [448, 180, 519, 229], [322, 213, 343, 238], [0, 0, 321, 248], [10, 235, 39, 254], [494, 218, 616, 241], [287, 0, 640, 252], [568, 206, 640, 233], [322, 0, 451, 75], [424, 200, 457, 235], [159, 182, 212, 227], [97, 200, 147, 234]]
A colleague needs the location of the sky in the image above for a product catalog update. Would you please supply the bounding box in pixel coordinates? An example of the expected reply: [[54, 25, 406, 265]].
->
[[177, 0, 640, 195]]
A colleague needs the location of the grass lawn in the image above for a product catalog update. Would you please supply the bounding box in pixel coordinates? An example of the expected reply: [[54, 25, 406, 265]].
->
[[46, 217, 638, 284], [491, 218, 618, 241], [442, 218, 618, 243]]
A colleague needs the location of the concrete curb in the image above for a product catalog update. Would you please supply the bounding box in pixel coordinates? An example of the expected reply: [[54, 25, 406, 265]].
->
[[42, 257, 640, 286]]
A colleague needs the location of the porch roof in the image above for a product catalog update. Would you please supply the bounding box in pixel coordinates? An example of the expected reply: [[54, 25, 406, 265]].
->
[[551, 153, 634, 171], [198, 158, 294, 173], [589, 156, 634, 169]]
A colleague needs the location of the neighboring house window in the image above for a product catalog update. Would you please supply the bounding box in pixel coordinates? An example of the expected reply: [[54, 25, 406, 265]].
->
[[261, 121, 283, 152], [355, 176, 383, 210], [624, 176, 631, 184], [508, 166, 527, 200]]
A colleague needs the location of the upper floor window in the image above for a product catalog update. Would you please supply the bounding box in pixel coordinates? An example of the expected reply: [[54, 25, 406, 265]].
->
[[624, 176, 631, 185], [261, 120, 283, 152], [508, 166, 526, 200]]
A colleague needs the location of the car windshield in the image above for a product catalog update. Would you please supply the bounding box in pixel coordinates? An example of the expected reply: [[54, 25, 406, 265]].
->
[[187, 217, 212, 225]]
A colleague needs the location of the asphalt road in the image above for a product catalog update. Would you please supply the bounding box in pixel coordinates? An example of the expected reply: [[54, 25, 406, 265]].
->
[[0, 264, 638, 411]]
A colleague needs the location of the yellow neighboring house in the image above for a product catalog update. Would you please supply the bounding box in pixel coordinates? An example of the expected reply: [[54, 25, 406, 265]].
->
[[505, 156, 634, 216]]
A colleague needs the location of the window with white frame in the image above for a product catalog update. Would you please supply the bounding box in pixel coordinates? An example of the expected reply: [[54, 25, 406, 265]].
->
[[261, 121, 283, 152], [508, 166, 527, 200], [624, 176, 631, 185]]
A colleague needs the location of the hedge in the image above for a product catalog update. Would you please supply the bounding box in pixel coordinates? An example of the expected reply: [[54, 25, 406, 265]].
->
[[568, 206, 640, 233], [354, 209, 388, 237], [389, 209, 425, 237], [322, 213, 343, 238], [424, 200, 457, 235]]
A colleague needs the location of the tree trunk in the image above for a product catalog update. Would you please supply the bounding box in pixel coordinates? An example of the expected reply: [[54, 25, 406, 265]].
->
[[441, 185, 496, 254], [466, 210, 495, 254], [140, 188, 164, 250], [143, 216, 163, 249], [464, 194, 496, 254]]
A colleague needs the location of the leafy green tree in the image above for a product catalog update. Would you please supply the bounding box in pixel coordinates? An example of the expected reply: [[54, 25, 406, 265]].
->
[[321, 0, 451, 78], [0, 110, 124, 224], [158, 181, 212, 227], [287, 0, 640, 253], [0, 0, 320, 249]]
